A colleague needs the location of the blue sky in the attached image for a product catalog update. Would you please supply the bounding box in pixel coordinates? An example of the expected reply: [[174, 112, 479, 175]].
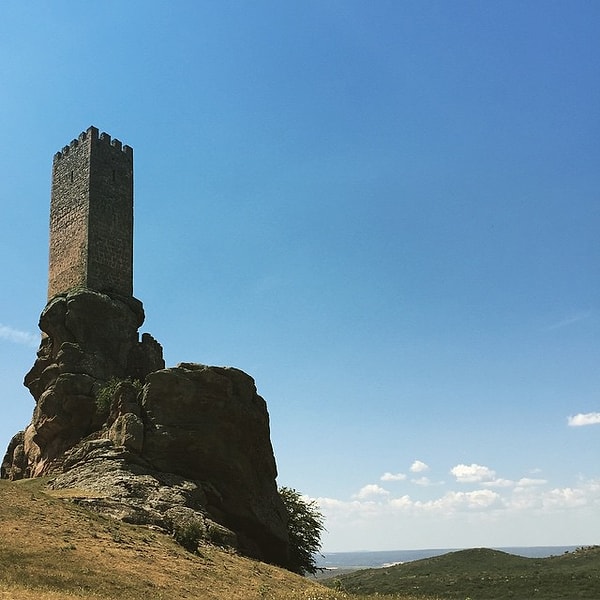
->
[[1, 1, 599, 552]]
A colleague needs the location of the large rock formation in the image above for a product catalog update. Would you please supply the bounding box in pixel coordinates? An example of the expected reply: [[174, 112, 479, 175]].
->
[[3, 289, 163, 477], [141, 364, 288, 562], [1, 289, 289, 567]]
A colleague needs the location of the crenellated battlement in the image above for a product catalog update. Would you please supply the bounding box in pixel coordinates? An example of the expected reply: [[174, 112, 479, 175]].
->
[[53, 126, 132, 162]]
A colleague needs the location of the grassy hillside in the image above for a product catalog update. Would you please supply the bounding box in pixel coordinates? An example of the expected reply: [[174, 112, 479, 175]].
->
[[324, 546, 600, 599], [0, 478, 334, 600], [0, 478, 442, 600], [13, 475, 593, 600]]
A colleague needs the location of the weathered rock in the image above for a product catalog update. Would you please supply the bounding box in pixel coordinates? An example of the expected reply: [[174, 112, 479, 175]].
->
[[7, 289, 164, 477], [1, 430, 26, 480], [109, 413, 144, 453], [141, 363, 289, 565], [48, 438, 237, 550]]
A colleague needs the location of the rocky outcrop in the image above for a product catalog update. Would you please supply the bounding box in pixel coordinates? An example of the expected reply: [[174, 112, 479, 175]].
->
[[141, 364, 288, 564], [45, 366, 289, 565], [2, 289, 290, 567], [48, 438, 238, 551], [5, 289, 164, 478]]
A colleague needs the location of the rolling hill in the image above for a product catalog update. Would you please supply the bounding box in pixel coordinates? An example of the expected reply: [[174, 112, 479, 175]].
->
[[324, 545, 600, 599]]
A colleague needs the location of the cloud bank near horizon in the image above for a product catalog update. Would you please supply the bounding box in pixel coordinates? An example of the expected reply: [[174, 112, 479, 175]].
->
[[316, 479, 600, 519], [312, 460, 600, 549]]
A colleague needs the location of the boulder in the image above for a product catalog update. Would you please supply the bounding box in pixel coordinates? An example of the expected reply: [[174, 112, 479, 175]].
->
[[1, 430, 26, 480], [108, 413, 144, 453]]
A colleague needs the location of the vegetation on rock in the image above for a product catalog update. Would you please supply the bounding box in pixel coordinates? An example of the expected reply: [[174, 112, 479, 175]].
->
[[95, 376, 142, 413]]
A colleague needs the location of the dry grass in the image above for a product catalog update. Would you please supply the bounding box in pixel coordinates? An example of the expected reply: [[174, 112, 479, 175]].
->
[[0, 478, 345, 600]]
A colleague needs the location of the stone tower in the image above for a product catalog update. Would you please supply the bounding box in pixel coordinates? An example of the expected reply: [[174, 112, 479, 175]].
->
[[48, 126, 134, 299]]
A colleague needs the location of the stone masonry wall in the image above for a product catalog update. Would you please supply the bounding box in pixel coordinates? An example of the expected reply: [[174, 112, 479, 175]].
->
[[87, 131, 133, 297], [48, 130, 92, 298], [48, 126, 134, 299]]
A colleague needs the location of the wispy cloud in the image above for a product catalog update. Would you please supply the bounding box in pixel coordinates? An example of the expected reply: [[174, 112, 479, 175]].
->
[[546, 310, 593, 331], [568, 412, 600, 427], [482, 478, 514, 488], [412, 476, 433, 486], [381, 472, 407, 482], [422, 489, 501, 513], [0, 323, 38, 347], [516, 478, 547, 488]]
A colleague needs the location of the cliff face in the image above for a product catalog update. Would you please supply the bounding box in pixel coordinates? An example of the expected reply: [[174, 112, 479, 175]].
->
[[1, 289, 289, 567]]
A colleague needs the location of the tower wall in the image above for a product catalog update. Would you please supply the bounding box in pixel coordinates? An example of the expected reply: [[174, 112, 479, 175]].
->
[[48, 126, 134, 299]]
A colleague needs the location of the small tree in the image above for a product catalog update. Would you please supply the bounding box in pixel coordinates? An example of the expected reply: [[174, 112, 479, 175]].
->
[[279, 486, 325, 575]]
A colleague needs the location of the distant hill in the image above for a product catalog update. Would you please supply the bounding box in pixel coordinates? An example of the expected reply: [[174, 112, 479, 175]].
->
[[324, 545, 600, 599], [0, 478, 334, 600]]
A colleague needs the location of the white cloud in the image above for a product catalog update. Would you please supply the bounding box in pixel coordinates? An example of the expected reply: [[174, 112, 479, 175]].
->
[[499, 478, 599, 513], [0, 323, 39, 347], [515, 478, 547, 488], [312, 475, 600, 551], [412, 476, 432, 486], [388, 495, 412, 510], [313, 497, 370, 520], [312, 477, 600, 532], [353, 484, 390, 500], [482, 477, 546, 490], [451, 463, 496, 483], [483, 478, 514, 488], [568, 412, 600, 427], [316, 488, 502, 519], [410, 460, 429, 473], [543, 479, 600, 510], [381, 472, 407, 482], [420, 489, 501, 513], [542, 487, 588, 510]]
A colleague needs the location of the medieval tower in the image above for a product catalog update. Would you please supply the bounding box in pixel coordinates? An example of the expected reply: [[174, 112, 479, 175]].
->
[[48, 126, 134, 299]]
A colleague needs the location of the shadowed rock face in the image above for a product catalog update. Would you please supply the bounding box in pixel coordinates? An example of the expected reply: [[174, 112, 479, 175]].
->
[[141, 364, 289, 564], [1, 289, 289, 567]]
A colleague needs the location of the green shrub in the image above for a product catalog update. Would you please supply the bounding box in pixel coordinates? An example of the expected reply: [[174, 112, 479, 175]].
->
[[279, 486, 325, 576], [95, 377, 143, 413], [173, 521, 204, 554]]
